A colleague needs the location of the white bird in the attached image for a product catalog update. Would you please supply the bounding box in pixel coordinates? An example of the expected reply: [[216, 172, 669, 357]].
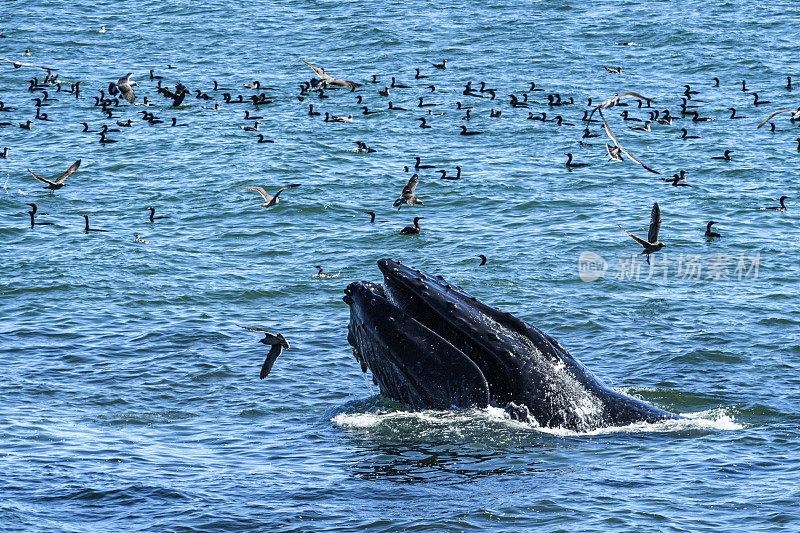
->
[[115, 73, 138, 104], [236, 184, 301, 207]]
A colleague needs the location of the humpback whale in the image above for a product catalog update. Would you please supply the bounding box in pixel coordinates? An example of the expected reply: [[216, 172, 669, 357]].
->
[[343, 259, 681, 431]]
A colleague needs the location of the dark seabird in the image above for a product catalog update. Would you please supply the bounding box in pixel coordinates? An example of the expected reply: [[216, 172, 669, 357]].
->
[[786, 77, 793, 91], [308, 104, 320, 116], [314, 265, 335, 279], [361, 106, 378, 115], [27, 159, 81, 191], [752, 92, 770, 106], [741, 80, 748, 92], [98, 131, 117, 144], [1, 147, 7, 158], [83, 214, 107, 233], [236, 184, 301, 208], [414, 156, 435, 170], [437, 166, 461, 180], [414, 68, 427, 79], [400, 216, 424, 234], [680, 128, 700, 139], [765, 196, 789, 211], [459, 125, 482, 135], [565, 153, 588, 168], [256, 134, 274, 143], [238, 325, 289, 379], [729, 108, 747, 119], [364, 211, 376, 223], [26, 203, 54, 228], [711, 150, 733, 161], [705, 221, 721, 239], [419, 117, 431, 128], [713, 77, 720, 87], [147, 207, 170, 222], [19, 120, 32, 129], [171, 117, 187, 127], [393, 174, 424, 209], [618, 202, 665, 264], [244, 110, 263, 120], [418, 97, 436, 107], [387, 101, 407, 111], [391, 77, 409, 88], [476, 254, 487, 266]]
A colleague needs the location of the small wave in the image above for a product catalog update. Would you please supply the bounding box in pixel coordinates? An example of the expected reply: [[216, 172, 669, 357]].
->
[[332, 405, 742, 436]]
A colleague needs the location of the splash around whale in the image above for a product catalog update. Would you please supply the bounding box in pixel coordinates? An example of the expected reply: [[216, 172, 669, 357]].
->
[[343, 259, 682, 432]]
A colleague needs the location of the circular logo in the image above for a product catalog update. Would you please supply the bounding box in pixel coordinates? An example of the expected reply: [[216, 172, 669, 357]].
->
[[578, 251, 607, 282]]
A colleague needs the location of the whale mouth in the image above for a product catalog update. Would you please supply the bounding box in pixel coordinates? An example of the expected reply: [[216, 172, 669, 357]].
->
[[344, 277, 490, 411], [344, 259, 682, 430]]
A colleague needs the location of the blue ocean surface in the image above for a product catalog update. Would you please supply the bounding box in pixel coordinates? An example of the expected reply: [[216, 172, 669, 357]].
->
[[1, 0, 799, 531]]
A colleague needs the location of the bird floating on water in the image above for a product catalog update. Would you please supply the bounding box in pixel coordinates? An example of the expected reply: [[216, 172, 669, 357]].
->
[[764, 196, 789, 211], [83, 214, 106, 233], [705, 221, 721, 239], [400, 216, 424, 235]]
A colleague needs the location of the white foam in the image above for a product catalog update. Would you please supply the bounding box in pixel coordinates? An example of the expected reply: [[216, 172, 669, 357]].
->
[[332, 405, 742, 435]]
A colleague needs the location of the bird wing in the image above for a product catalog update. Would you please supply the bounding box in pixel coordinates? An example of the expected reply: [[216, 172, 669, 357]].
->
[[619, 145, 661, 175], [756, 108, 800, 129], [238, 324, 274, 333], [600, 91, 653, 110], [600, 109, 660, 174], [0, 58, 58, 70], [599, 109, 620, 146], [117, 75, 136, 104], [648, 202, 661, 243], [260, 344, 283, 379], [27, 169, 56, 186], [402, 174, 419, 195], [301, 59, 330, 80], [619, 225, 650, 248], [273, 183, 301, 198], [237, 186, 272, 202], [55, 159, 81, 184]]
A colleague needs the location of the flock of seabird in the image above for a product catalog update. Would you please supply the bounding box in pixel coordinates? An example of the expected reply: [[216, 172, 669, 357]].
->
[[2, 41, 794, 377]]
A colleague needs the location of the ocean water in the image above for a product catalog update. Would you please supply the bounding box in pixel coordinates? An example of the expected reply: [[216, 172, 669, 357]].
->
[[2, 0, 800, 531]]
